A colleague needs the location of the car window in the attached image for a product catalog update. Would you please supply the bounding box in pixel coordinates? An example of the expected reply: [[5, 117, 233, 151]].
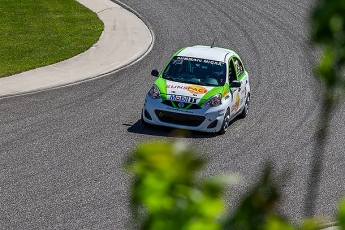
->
[[233, 57, 244, 78], [228, 59, 236, 82], [162, 56, 226, 86]]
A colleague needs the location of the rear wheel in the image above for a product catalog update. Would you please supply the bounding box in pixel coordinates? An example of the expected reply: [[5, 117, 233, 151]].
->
[[239, 94, 250, 118], [219, 108, 230, 134]]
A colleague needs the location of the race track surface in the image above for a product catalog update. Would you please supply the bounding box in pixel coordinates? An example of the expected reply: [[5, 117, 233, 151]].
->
[[1, 0, 345, 228]]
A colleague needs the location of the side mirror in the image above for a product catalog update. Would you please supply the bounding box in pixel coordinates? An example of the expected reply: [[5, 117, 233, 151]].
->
[[230, 80, 241, 88], [151, 69, 159, 77]]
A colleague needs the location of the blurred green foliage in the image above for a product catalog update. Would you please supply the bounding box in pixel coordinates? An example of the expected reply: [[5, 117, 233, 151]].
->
[[126, 141, 225, 230], [339, 198, 345, 229], [126, 140, 342, 230], [304, 0, 345, 222], [126, 141, 288, 230], [311, 0, 345, 90]]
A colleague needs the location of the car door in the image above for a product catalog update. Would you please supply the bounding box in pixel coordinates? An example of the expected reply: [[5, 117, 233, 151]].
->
[[228, 58, 241, 118], [233, 57, 248, 114]]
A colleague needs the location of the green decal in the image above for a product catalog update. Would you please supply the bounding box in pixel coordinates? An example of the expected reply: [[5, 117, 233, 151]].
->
[[223, 83, 230, 96], [198, 86, 224, 106], [154, 77, 167, 100], [238, 72, 247, 81]]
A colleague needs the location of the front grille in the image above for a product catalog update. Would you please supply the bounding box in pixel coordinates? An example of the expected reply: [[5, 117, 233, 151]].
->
[[162, 100, 201, 109], [155, 110, 205, 126]]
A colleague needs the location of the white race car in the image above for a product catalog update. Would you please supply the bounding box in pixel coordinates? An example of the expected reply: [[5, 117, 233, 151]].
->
[[141, 45, 250, 134]]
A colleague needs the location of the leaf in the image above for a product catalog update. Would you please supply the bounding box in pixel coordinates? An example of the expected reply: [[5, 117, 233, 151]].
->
[[261, 216, 295, 230], [338, 196, 345, 229], [300, 218, 322, 230]]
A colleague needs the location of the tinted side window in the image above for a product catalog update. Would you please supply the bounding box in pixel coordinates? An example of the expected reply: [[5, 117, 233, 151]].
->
[[234, 58, 244, 78], [228, 59, 236, 82]]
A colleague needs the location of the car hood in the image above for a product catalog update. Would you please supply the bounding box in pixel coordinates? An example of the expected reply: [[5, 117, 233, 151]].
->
[[166, 81, 212, 96], [154, 78, 226, 105]]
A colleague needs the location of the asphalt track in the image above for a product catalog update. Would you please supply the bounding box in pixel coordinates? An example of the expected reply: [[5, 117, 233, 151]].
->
[[1, 0, 345, 229]]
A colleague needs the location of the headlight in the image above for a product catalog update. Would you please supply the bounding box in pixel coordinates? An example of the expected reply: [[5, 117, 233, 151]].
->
[[148, 84, 161, 99], [203, 94, 222, 107]]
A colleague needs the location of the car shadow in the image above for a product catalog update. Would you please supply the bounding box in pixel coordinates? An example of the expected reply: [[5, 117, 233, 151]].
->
[[126, 120, 240, 138]]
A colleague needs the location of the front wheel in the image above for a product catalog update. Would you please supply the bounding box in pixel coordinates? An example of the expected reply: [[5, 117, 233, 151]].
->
[[239, 94, 250, 118], [219, 109, 230, 134]]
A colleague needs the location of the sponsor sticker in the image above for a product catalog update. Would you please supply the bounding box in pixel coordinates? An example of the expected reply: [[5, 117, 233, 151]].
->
[[168, 94, 198, 103], [167, 84, 208, 94], [169, 95, 190, 102], [176, 56, 223, 66], [185, 85, 208, 94]]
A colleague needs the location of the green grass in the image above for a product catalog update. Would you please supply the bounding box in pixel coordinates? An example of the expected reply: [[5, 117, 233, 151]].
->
[[0, 0, 104, 78]]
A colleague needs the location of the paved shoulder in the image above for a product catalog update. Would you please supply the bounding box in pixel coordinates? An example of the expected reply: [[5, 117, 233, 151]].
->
[[0, 0, 152, 97]]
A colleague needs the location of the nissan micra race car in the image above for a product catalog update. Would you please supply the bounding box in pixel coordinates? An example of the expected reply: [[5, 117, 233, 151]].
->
[[141, 45, 250, 134]]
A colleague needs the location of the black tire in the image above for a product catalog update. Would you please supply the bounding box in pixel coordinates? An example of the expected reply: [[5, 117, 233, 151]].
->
[[239, 94, 250, 118], [219, 108, 230, 134]]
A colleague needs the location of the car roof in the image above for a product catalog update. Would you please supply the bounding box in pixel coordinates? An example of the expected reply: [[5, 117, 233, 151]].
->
[[177, 45, 237, 62]]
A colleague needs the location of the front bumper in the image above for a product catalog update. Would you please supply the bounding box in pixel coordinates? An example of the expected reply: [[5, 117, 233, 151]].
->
[[142, 95, 227, 133]]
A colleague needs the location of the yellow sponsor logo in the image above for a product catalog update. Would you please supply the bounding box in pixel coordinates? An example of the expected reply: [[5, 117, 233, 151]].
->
[[185, 85, 208, 94], [166, 84, 208, 94]]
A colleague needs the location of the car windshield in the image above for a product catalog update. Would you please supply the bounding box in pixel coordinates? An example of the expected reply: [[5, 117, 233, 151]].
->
[[162, 56, 226, 86]]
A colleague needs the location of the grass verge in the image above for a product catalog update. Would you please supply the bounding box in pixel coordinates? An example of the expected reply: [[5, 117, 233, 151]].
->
[[0, 0, 104, 78]]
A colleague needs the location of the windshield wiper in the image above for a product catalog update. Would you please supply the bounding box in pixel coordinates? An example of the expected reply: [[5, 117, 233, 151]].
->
[[196, 82, 208, 86], [178, 79, 211, 86], [163, 76, 176, 81], [177, 79, 198, 84]]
